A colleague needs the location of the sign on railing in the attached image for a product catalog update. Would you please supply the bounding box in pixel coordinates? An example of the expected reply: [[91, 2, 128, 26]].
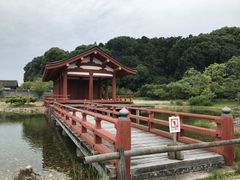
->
[[169, 116, 181, 133]]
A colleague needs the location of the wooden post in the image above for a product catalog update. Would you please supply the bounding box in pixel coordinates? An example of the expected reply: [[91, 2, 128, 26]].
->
[[105, 80, 108, 99], [89, 73, 93, 100], [112, 74, 117, 101], [136, 110, 140, 124], [72, 110, 76, 126], [99, 80, 102, 99], [220, 106, 235, 166], [168, 133, 177, 159], [76, 148, 84, 159], [168, 116, 184, 160], [63, 72, 68, 98], [94, 117, 102, 144], [59, 77, 62, 95], [81, 113, 87, 134], [148, 111, 154, 131], [117, 148, 127, 180], [116, 108, 131, 180]]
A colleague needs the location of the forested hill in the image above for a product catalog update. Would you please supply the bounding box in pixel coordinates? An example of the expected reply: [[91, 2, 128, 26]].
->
[[23, 27, 240, 91]]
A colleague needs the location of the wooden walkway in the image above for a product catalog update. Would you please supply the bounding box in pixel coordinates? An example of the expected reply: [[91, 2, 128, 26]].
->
[[51, 110, 225, 179]]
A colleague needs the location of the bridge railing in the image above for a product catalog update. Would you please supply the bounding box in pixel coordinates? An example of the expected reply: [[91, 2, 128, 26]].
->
[[83, 102, 235, 166], [44, 94, 133, 104], [44, 94, 70, 107], [53, 102, 131, 170], [116, 95, 133, 103]]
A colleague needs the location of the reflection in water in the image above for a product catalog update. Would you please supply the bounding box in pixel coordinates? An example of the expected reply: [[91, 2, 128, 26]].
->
[[0, 113, 98, 179]]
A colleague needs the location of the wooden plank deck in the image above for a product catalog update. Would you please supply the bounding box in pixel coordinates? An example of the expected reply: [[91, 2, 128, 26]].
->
[[52, 109, 225, 179], [84, 113, 225, 179]]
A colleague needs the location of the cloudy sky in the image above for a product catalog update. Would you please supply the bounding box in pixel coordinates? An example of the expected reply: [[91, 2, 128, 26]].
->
[[0, 0, 239, 84]]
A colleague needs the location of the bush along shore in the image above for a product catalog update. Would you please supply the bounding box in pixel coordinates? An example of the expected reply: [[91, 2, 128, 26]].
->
[[0, 101, 45, 115]]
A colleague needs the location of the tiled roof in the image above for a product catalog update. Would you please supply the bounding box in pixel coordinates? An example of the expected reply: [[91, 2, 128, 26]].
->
[[0, 80, 18, 87]]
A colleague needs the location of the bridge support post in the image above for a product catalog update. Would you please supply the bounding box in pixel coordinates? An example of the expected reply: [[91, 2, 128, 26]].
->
[[76, 148, 84, 159], [220, 106, 235, 166], [116, 108, 131, 180], [62, 129, 67, 137]]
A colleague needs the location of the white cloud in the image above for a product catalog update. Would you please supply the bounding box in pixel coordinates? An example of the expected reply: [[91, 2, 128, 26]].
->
[[0, 0, 239, 83]]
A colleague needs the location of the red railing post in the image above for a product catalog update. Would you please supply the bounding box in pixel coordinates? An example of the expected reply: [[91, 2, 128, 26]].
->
[[148, 111, 154, 131], [116, 108, 131, 180], [72, 110, 76, 125], [94, 117, 102, 144], [113, 107, 117, 118], [219, 106, 235, 166], [81, 113, 87, 134]]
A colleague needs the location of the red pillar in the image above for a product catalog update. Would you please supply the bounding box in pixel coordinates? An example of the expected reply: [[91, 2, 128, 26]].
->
[[105, 80, 108, 99], [112, 74, 116, 101], [59, 77, 62, 95], [219, 107, 235, 166], [116, 108, 131, 180], [99, 80, 102, 99], [89, 73, 93, 100], [53, 81, 56, 95], [63, 72, 68, 98]]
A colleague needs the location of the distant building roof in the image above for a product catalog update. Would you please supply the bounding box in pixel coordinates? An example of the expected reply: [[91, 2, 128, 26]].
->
[[0, 80, 18, 89]]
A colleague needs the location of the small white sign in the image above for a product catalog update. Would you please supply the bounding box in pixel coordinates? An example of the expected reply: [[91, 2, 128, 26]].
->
[[169, 116, 181, 133]]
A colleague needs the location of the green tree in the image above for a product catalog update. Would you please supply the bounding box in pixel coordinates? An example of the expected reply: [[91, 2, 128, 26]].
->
[[24, 47, 69, 81], [203, 63, 226, 98], [31, 79, 52, 98], [23, 26, 240, 93], [20, 81, 33, 90], [0, 85, 4, 98], [21, 79, 53, 98]]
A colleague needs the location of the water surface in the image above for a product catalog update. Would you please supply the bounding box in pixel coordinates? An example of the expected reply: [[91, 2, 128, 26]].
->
[[0, 114, 98, 179]]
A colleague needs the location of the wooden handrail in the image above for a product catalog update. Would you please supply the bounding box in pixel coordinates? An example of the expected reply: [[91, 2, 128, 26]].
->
[[53, 102, 131, 163], [85, 138, 240, 164]]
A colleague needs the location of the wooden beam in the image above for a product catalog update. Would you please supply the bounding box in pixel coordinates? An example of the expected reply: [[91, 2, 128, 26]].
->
[[90, 54, 94, 62], [114, 67, 122, 72], [85, 138, 240, 164], [102, 59, 110, 68]]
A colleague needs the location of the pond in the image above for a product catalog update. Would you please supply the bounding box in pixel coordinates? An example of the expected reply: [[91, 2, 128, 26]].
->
[[0, 113, 98, 179]]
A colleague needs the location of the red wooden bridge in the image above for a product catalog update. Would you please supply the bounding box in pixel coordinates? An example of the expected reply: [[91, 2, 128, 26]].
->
[[45, 98, 234, 180], [43, 46, 235, 179]]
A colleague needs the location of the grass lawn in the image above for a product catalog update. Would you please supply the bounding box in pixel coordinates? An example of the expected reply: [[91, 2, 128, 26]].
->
[[134, 98, 240, 178], [133, 98, 240, 117]]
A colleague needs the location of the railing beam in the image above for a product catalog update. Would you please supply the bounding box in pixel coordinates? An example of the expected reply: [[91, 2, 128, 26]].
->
[[85, 138, 240, 164]]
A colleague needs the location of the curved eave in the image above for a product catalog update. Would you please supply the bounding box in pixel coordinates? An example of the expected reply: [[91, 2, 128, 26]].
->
[[43, 46, 137, 81]]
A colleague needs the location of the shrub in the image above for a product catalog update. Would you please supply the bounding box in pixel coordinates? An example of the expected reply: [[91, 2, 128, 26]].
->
[[201, 87, 216, 100], [138, 84, 168, 99], [236, 92, 240, 104], [117, 87, 133, 95], [5, 96, 37, 106], [174, 100, 184, 106], [188, 96, 212, 106]]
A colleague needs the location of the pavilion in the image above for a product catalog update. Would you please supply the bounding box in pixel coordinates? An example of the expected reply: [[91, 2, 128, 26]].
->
[[43, 46, 136, 103]]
